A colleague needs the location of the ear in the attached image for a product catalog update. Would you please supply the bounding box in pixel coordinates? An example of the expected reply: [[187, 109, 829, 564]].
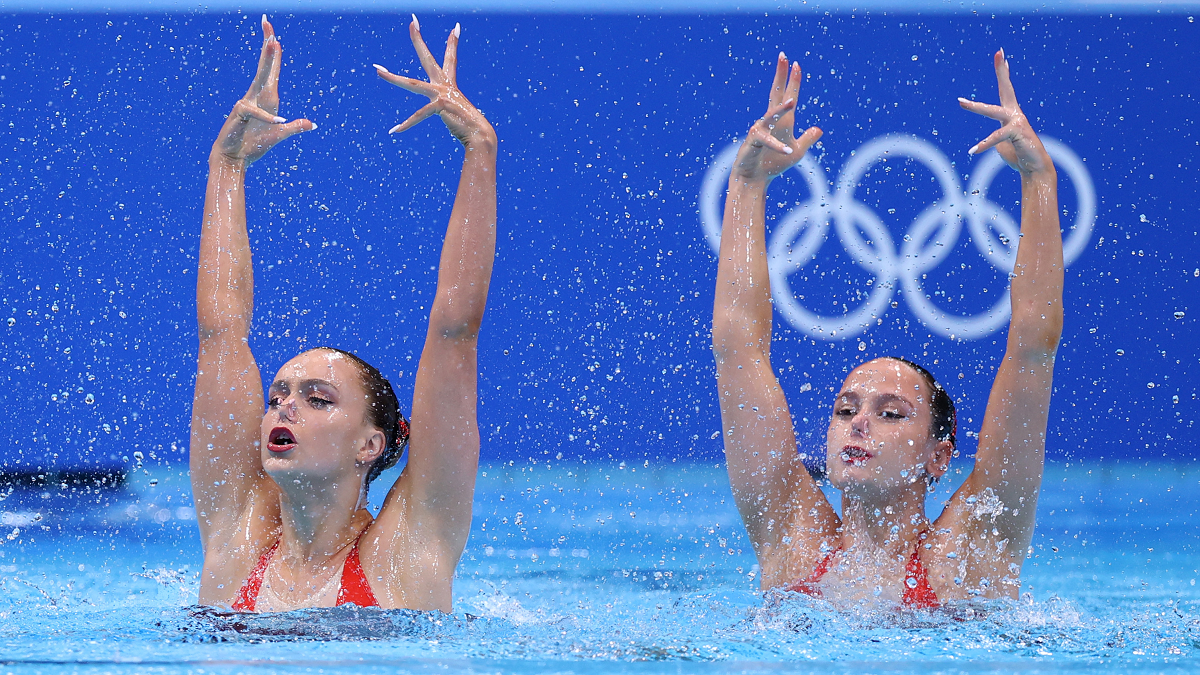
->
[[356, 428, 386, 466], [925, 439, 954, 480]]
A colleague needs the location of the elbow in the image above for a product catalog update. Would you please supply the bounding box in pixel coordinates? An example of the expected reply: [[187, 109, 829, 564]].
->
[[711, 308, 743, 348], [711, 312, 770, 368], [197, 319, 249, 344], [429, 314, 483, 343], [711, 313, 738, 362], [1008, 312, 1063, 362]]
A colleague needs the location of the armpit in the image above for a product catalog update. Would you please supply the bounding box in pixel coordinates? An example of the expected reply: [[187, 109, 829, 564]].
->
[[965, 487, 1006, 523]]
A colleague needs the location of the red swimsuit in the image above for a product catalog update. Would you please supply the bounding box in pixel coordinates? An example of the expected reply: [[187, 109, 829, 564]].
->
[[232, 535, 379, 611], [787, 537, 940, 609]]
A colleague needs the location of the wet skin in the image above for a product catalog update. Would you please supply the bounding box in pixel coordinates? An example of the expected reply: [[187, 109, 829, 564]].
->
[[712, 49, 1062, 606], [260, 351, 383, 488], [825, 359, 951, 500], [191, 14, 497, 612]]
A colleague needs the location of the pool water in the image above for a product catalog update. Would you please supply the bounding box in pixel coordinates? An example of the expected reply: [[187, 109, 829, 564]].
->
[[0, 461, 1197, 673]]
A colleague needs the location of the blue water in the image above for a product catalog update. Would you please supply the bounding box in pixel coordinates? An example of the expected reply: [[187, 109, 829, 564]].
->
[[0, 460, 1196, 673], [1, 9, 1198, 674]]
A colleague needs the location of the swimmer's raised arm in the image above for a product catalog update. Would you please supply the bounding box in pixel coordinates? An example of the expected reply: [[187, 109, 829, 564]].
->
[[712, 53, 836, 589], [370, 17, 497, 602], [939, 50, 1062, 576], [192, 15, 313, 548]]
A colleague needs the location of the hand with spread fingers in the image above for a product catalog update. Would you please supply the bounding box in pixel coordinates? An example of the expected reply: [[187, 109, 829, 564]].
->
[[212, 15, 314, 165], [374, 15, 496, 148], [958, 49, 1053, 176], [732, 52, 823, 184]]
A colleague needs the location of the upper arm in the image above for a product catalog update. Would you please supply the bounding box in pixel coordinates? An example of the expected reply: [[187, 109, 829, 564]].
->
[[376, 334, 479, 567], [942, 327, 1056, 564], [714, 341, 839, 588], [190, 331, 272, 547]]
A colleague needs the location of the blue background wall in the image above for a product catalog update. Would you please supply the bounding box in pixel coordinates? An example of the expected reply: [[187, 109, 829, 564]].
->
[[1, 11, 1196, 473]]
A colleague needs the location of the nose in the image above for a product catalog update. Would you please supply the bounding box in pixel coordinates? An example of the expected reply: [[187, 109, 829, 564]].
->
[[850, 410, 869, 437], [276, 394, 298, 422]]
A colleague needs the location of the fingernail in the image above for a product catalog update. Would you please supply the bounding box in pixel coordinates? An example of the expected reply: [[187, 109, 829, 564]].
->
[[453, 22, 461, 37], [412, 14, 420, 31], [967, 145, 978, 156], [261, 13, 268, 26], [389, 123, 403, 134], [999, 47, 1006, 60], [373, 63, 390, 73], [309, 122, 318, 131], [784, 147, 794, 155], [957, 97, 970, 104], [273, 116, 285, 124], [779, 51, 786, 61]]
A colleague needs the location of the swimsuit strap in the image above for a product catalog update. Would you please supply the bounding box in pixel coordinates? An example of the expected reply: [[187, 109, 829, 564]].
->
[[787, 533, 941, 609], [902, 533, 940, 609], [786, 544, 842, 596], [232, 540, 279, 612], [335, 529, 380, 608]]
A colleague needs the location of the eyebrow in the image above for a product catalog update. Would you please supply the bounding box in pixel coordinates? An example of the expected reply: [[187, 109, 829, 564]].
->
[[269, 378, 338, 392], [873, 392, 915, 409], [835, 391, 915, 409]]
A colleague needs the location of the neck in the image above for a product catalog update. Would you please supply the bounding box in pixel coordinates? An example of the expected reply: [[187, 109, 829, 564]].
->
[[273, 472, 369, 566], [838, 482, 930, 559]]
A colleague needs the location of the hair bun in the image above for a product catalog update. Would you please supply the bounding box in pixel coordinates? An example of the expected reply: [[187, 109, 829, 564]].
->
[[395, 416, 411, 449]]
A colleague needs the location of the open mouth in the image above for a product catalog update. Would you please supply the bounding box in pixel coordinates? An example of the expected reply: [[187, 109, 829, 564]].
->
[[839, 445, 872, 467], [267, 426, 296, 453]]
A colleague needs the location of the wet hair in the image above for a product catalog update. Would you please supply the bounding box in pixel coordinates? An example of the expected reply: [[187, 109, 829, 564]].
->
[[309, 347, 410, 486], [881, 356, 956, 450]]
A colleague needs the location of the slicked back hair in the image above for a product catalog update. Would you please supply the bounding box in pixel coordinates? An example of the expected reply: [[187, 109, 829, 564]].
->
[[881, 356, 957, 451], [308, 347, 410, 486]]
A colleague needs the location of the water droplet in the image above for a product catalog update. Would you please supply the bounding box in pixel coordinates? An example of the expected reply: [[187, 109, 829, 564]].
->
[[911, 55, 918, 61], [906, 577, 919, 588], [5, 318, 13, 327], [1115, 349, 1125, 356], [1174, 311, 1185, 319], [857, 341, 866, 351], [84, 393, 95, 404]]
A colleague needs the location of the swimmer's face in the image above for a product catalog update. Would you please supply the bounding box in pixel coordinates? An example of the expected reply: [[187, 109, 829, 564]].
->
[[260, 349, 385, 486], [825, 358, 951, 496]]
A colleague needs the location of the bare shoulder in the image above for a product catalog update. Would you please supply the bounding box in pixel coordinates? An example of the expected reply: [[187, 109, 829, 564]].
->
[[197, 479, 282, 605], [923, 480, 1025, 600], [359, 483, 457, 611]]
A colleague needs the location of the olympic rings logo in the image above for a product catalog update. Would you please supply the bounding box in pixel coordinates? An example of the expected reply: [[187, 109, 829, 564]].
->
[[699, 134, 1096, 341]]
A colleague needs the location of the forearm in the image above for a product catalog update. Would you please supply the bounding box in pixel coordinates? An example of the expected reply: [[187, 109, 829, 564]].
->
[[427, 139, 498, 341], [712, 176, 773, 361], [197, 153, 254, 340], [1007, 167, 1064, 356]]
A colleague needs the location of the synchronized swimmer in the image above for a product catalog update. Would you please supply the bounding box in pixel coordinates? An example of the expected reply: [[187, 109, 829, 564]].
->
[[712, 50, 1061, 605], [190, 17, 1062, 612], [192, 15, 495, 611]]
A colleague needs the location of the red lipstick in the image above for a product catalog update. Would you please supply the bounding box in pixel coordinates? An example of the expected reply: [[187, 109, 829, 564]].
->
[[840, 445, 872, 467], [267, 426, 296, 453]]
